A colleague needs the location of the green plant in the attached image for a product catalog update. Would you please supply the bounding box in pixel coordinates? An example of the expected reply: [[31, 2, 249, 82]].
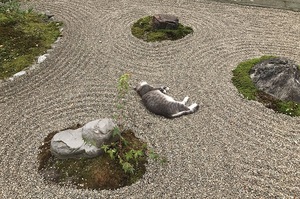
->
[[131, 15, 193, 42], [102, 74, 144, 174], [148, 149, 167, 165], [116, 73, 131, 127], [102, 138, 147, 173], [232, 55, 300, 116], [102, 74, 167, 173]]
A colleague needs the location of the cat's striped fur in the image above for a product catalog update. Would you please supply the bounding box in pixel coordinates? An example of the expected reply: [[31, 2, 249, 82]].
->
[[135, 81, 199, 118]]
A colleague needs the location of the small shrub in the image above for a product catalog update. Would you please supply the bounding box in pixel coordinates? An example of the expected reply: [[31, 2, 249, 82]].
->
[[103, 74, 167, 174]]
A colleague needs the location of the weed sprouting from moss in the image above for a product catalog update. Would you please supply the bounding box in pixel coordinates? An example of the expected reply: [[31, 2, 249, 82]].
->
[[116, 73, 131, 127], [102, 74, 167, 175], [102, 74, 148, 174]]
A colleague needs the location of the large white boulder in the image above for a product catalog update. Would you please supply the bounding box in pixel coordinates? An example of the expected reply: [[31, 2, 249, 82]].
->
[[50, 119, 118, 159]]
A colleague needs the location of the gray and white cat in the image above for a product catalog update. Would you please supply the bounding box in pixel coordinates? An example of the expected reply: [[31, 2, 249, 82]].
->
[[135, 81, 199, 118]]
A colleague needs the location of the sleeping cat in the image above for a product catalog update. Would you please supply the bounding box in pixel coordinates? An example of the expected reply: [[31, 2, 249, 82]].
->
[[135, 81, 199, 118]]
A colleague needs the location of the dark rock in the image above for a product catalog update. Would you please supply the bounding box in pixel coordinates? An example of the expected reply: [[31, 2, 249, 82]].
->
[[152, 14, 179, 30], [250, 57, 300, 102]]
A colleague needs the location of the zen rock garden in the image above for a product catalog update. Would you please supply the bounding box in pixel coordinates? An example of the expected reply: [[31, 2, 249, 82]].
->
[[37, 13, 300, 192]]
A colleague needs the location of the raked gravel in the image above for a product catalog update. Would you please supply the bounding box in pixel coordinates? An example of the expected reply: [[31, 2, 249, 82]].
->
[[1, 0, 300, 198]]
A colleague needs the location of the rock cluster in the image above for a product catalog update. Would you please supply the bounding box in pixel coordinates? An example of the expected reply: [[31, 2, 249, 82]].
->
[[250, 57, 300, 102], [50, 118, 118, 159]]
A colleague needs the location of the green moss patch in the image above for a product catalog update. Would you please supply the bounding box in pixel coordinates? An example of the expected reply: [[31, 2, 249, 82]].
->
[[0, 0, 62, 79], [38, 125, 147, 190], [131, 16, 193, 42], [232, 55, 300, 116]]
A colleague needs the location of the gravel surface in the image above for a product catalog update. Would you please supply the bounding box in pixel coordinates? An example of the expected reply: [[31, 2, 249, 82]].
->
[[1, 0, 300, 198]]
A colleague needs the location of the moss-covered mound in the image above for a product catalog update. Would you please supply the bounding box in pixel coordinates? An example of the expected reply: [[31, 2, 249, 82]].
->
[[131, 16, 193, 42], [38, 125, 147, 190], [232, 55, 300, 116], [0, 0, 62, 79]]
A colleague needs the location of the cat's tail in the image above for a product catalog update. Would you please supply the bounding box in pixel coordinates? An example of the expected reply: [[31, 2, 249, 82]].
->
[[171, 103, 199, 118]]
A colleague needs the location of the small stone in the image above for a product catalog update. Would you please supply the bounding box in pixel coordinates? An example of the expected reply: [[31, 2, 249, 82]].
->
[[13, 71, 26, 77], [37, 54, 49, 64]]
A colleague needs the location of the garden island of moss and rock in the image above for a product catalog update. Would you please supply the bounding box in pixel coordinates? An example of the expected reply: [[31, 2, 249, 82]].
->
[[2, 0, 300, 192], [131, 14, 193, 42], [232, 56, 300, 116]]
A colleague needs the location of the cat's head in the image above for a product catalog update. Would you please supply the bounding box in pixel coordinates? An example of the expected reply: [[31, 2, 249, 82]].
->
[[135, 81, 153, 97]]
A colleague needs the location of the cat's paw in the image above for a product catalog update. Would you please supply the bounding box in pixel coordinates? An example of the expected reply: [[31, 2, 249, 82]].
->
[[189, 103, 199, 112], [182, 96, 189, 104]]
